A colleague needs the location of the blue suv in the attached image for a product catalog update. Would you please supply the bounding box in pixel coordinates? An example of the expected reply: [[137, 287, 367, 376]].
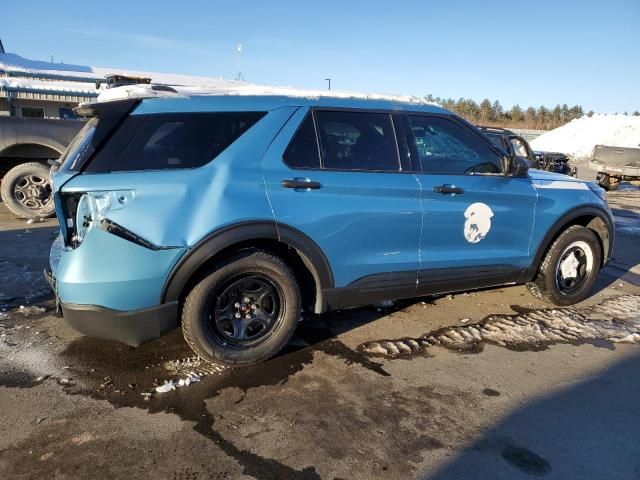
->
[[47, 87, 613, 365]]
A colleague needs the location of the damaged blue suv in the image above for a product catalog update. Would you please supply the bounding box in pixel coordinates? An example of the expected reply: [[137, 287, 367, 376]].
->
[[47, 86, 613, 366]]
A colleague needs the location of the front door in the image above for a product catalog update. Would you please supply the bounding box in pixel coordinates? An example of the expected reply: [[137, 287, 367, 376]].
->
[[400, 114, 537, 293], [261, 107, 422, 303]]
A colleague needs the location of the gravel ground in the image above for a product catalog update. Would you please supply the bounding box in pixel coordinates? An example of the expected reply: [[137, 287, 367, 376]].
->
[[0, 186, 638, 480]]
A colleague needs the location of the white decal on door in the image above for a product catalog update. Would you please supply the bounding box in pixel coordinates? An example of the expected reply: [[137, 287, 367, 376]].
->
[[464, 203, 494, 243]]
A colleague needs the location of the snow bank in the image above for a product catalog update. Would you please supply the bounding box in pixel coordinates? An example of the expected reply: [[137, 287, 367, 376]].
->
[[530, 114, 640, 160]]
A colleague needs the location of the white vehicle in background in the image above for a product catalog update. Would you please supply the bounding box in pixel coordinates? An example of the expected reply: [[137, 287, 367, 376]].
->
[[590, 145, 640, 191]]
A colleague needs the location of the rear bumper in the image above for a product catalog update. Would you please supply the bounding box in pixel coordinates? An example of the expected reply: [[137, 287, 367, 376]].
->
[[45, 267, 178, 346], [60, 300, 179, 346], [590, 160, 640, 177]]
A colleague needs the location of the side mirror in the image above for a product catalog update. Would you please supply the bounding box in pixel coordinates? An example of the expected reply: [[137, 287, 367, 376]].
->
[[508, 155, 530, 177]]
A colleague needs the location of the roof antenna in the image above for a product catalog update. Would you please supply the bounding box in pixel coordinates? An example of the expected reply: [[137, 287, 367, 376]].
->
[[235, 44, 245, 81]]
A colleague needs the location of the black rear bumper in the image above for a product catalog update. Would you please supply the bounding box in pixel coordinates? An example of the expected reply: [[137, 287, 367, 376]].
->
[[60, 301, 179, 346], [45, 267, 178, 346]]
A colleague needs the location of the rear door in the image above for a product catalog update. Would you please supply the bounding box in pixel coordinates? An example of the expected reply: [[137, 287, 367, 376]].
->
[[261, 107, 422, 301], [400, 114, 537, 293]]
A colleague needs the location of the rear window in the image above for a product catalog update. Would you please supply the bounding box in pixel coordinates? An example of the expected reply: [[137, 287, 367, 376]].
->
[[85, 111, 265, 172], [59, 118, 98, 171], [283, 112, 320, 169], [315, 110, 399, 172]]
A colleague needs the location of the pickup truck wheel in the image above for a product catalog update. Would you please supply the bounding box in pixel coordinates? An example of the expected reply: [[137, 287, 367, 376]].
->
[[181, 250, 301, 366], [527, 225, 602, 306], [0, 162, 55, 219], [598, 174, 620, 191]]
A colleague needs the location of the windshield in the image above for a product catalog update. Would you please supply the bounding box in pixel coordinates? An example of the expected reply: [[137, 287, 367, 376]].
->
[[58, 117, 98, 172], [484, 133, 504, 149]]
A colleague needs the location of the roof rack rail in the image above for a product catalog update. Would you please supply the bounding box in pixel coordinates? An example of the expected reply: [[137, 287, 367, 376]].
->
[[477, 125, 515, 134], [102, 74, 152, 89]]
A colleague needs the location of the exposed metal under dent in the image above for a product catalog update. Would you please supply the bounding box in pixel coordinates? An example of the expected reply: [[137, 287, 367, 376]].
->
[[98, 218, 181, 251]]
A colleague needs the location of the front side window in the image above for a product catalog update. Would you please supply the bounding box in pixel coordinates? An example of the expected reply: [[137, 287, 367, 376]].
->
[[85, 111, 265, 172], [315, 110, 399, 172], [408, 116, 503, 175]]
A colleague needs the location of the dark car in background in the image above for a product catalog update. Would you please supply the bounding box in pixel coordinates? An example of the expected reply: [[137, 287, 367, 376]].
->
[[478, 126, 576, 177]]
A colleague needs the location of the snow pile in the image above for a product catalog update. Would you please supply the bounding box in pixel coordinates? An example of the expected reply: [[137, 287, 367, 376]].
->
[[530, 115, 640, 159], [154, 372, 202, 393], [361, 294, 640, 356]]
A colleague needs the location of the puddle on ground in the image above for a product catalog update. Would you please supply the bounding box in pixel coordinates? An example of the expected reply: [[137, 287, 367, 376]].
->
[[360, 295, 640, 358], [0, 303, 397, 479]]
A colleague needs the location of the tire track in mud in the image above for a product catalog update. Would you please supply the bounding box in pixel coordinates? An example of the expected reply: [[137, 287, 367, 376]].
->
[[360, 295, 640, 357]]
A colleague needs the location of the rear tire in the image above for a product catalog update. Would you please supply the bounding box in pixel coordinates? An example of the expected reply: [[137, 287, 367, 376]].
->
[[598, 174, 620, 191], [527, 225, 602, 306], [181, 250, 301, 366], [0, 162, 55, 219]]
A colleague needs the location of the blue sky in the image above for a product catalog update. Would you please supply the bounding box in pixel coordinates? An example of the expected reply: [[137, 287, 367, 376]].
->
[[3, 0, 639, 113]]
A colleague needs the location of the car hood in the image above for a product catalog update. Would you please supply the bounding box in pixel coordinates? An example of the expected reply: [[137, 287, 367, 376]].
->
[[528, 168, 582, 182]]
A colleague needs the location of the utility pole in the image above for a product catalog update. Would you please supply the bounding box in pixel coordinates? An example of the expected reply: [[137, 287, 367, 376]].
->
[[324, 78, 331, 91], [235, 44, 245, 81]]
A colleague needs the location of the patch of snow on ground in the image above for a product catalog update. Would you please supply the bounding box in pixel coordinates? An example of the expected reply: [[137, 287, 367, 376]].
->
[[530, 115, 640, 160], [361, 295, 640, 357]]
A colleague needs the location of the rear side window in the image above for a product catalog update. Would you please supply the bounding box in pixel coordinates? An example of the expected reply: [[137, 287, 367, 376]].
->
[[408, 115, 502, 175], [315, 111, 399, 172], [85, 112, 265, 172], [283, 112, 320, 169]]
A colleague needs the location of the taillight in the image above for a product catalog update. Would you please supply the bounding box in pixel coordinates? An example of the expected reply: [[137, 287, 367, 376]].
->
[[63, 190, 136, 248]]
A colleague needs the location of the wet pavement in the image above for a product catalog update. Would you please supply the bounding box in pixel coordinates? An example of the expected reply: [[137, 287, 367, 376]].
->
[[0, 187, 639, 479]]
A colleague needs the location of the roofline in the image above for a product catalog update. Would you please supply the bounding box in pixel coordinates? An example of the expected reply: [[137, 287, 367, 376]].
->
[[477, 125, 515, 134], [93, 84, 450, 115]]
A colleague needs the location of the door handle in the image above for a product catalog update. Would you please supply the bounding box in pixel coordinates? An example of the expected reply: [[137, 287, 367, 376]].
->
[[281, 179, 322, 190], [434, 184, 464, 195]]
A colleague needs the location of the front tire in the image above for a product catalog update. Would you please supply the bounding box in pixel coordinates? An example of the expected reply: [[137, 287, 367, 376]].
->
[[527, 225, 602, 306], [181, 250, 301, 366]]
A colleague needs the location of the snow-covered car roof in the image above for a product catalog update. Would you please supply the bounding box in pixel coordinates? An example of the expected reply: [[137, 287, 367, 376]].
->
[[1, 52, 439, 110]]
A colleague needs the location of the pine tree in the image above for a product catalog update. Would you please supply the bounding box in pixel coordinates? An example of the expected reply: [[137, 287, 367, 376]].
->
[[492, 100, 503, 119], [510, 105, 523, 123], [480, 98, 492, 123], [423, 93, 588, 129], [525, 107, 537, 128]]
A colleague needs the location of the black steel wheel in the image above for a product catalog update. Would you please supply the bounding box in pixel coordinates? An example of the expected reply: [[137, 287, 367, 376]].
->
[[181, 250, 301, 366], [211, 274, 284, 347], [527, 225, 601, 306]]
